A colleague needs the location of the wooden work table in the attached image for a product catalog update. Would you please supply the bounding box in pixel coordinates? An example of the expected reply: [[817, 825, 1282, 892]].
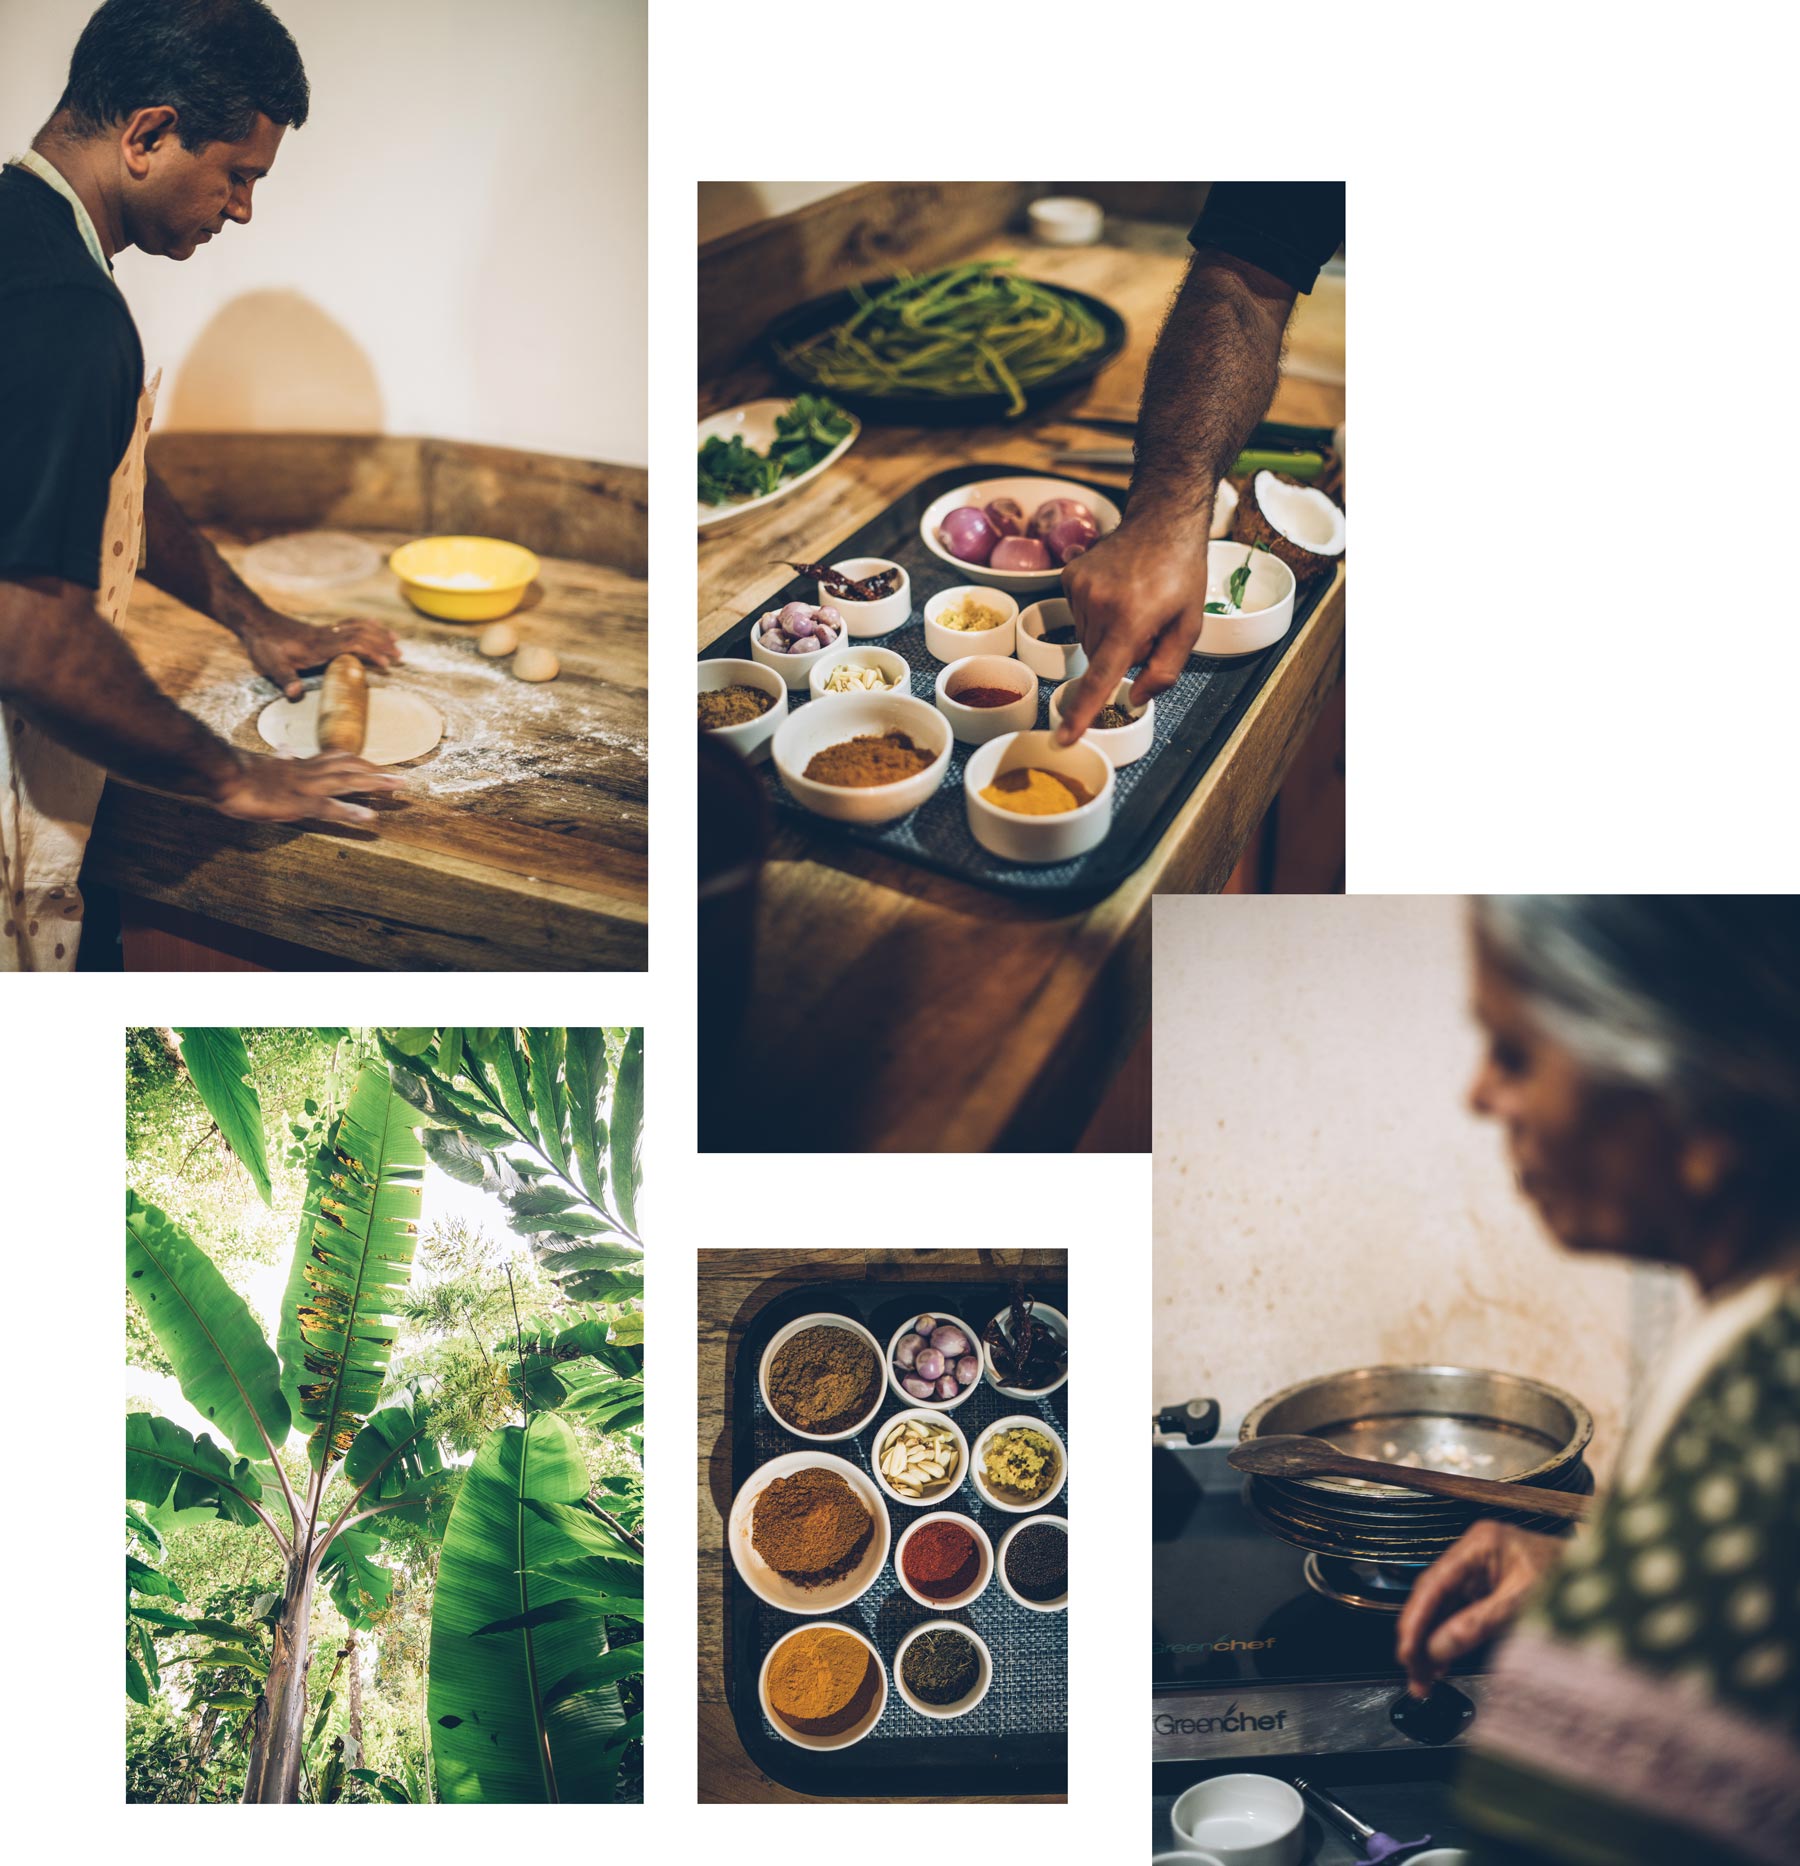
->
[[86, 435, 647, 970], [697, 1247, 1066, 1804], [699, 210, 1345, 1150]]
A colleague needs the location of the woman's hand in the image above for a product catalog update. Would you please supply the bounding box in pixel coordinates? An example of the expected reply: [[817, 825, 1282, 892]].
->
[[238, 608, 401, 701], [1395, 1520, 1566, 1697]]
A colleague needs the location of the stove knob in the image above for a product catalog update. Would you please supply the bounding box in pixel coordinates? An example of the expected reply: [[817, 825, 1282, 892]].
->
[[1389, 1681, 1474, 1746], [1154, 1398, 1221, 1444]]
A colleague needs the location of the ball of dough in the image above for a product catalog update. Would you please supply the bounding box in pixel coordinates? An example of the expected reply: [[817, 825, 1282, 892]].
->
[[513, 644, 560, 683], [477, 621, 519, 657]]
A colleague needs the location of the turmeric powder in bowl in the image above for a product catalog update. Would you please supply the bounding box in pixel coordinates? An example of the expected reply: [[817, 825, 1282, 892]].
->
[[765, 1627, 880, 1737], [979, 767, 1093, 817]]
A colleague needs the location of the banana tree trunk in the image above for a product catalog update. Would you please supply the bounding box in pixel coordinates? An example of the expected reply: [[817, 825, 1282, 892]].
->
[[242, 1553, 317, 1803], [346, 1631, 364, 1773]]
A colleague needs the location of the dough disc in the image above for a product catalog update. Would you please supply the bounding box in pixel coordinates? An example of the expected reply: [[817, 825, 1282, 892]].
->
[[257, 686, 444, 764]]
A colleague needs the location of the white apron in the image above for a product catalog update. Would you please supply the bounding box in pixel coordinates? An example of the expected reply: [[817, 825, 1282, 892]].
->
[[1, 151, 160, 971]]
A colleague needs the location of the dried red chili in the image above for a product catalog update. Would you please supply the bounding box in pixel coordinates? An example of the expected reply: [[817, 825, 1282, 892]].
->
[[901, 1519, 981, 1599]]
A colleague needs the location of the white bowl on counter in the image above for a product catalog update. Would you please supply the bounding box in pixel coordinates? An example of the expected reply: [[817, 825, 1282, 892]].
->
[[758, 1622, 887, 1751], [920, 475, 1121, 592], [1048, 677, 1154, 764], [984, 1300, 1070, 1399], [1169, 1774, 1306, 1866], [808, 643, 911, 701], [934, 655, 1039, 745], [892, 1619, 994, 1721], [870, 1407, 972, 1509], [893, 1510, 993, 1611], [885, 1311, 984, 1411], [963, 730, 1114, 865], [749, 623, 840, 690], [815, 556, 912, 638], [727, 1450, 891, 1614], [758, 1311, 888, 1442], [1015, 598, 1090, 682], [996, 1513, 1067, 1612], [923, 585, 1018, 663], [770, 692, 951, 825], [1196, 542, 1296, 658], [968, 1413, 1068, 1514], [697, 657, 787, 764]]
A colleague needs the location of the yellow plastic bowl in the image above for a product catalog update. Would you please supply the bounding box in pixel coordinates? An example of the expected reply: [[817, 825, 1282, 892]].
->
[[389, 535, 540, 622]]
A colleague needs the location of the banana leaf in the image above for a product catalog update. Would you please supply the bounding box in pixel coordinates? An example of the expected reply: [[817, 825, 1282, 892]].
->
[[609, 1029, 642, 1236], [174, 1027, 271, 1206], [126, 1193, 291, 1462], [523, 1028, 570, 1177], [276, 1063, 426, 1467], [125, 1414, 271, 1528], [321, 1529, 397, 1627], [342, 1397, 453, 1535], [563, 1030, 607, 1206], [428, 1415, 628, 1802], [127, 1553, 185, 1601]]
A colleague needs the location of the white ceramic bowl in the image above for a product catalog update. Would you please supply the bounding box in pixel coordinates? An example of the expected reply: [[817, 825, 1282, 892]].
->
[[1049, 678, 1154, 765], [749, 616, 840, 689], [969, 1413, 1068, 1514], [1170, 1775, 1306, 1866], [870, 1407, 971, 1509], [815, 556, 912, 637], [697, 657, 787, 764], [757, 1622, 887, 1751], [809, 643, 911, 701], [759, 1311, 888, 1442], [934, 655, 1039, 745], [1028, 195, 1103, 246], [1405, 1855, 1472, 1865], [770, 692, 952, 826], [921, 477, 1122, 592], [892, 1619, 993, 1721], [885, 1310, 983, 1411], [964, 730, 1114, 865], [1196, 542, 1297, 658], [1015, 598, 1090, 682], [983, 1300, 1070, 1399], [727, 1450, 891, 1613], [923, 585, 1018, 663], [893, 1510, 993, 1610], [1154, 1855, 1227, 1866], [996, 1513, 1067, 1613]]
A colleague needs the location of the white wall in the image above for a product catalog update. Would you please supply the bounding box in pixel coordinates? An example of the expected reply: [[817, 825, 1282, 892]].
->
[[1152, 896, 1695, 1481], [0, 0, 645, 466]]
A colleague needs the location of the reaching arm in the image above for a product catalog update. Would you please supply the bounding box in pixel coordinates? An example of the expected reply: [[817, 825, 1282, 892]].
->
[[1055, 249, 1294, 742], [144, 465, 401, 700], [0, 574, 404, 825]]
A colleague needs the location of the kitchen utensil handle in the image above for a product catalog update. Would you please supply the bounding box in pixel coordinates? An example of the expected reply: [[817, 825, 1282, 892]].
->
[[1318, 1455, 1593, 1521], [1154, 1398, 1221, 1444], [1292, 1776, 1374, 1843]]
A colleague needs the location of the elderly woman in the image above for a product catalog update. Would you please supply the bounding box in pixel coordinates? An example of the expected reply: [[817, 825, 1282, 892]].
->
[[1396, 897, 1800, 1866]]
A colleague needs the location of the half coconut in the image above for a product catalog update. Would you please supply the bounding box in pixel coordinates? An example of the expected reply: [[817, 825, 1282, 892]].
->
[[1231, 471, 1345, 589]]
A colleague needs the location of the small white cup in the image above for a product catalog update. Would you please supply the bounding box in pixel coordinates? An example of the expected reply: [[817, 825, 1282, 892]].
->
[[1015, 598, 1090, 682], [1169, 1774, 1305, 1866], [935, 656, 1039, 745], [697, 657, 786, 764], [923, 585, 1018, 662], [816, 556, 911, 637]]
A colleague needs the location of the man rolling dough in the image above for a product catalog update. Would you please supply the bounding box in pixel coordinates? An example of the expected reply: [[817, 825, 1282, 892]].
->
[[0, 0, 402, 971]]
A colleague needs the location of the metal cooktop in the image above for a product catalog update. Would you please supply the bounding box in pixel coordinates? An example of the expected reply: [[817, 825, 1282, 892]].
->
[[1152, 1441, 1493, 1762]]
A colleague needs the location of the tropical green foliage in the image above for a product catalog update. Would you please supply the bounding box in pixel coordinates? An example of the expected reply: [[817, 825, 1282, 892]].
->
[[124, 1028, 645, 1805]]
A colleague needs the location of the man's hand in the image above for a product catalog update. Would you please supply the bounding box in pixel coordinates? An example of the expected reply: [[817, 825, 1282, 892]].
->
[[210, 749, 407, 828], [1394, 1521, 1565, 1699], [237, 609, 400, 701], [1054, 511, 1213, 743]]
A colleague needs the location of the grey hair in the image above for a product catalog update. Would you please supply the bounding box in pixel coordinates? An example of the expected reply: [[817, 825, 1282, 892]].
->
[[1472, 898, 1800, 1134]]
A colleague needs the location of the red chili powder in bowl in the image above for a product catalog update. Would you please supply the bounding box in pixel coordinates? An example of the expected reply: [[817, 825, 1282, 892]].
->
[[901, 1519, 982, 1599], [950, 685, 1026, 709]]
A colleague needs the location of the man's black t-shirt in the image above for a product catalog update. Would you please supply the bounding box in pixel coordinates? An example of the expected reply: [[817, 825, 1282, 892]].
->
[[0, 163, 143, 590], [1189, 181, 1346, 297]]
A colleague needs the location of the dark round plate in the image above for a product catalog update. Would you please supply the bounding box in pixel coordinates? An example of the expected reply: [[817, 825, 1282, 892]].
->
[[764, 275, 1128, 426]]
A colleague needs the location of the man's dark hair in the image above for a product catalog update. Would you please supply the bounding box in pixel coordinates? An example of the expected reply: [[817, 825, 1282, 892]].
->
[[56, 0, 308, 149]]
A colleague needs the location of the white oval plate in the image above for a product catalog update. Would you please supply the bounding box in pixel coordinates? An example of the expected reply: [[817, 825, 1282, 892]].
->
[[697, 399, 861, 530]]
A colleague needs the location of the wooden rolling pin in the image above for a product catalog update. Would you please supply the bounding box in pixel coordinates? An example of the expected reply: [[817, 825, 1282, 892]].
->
[[317, 654, 368, 755], [1228, 1434, 1594, 1522]]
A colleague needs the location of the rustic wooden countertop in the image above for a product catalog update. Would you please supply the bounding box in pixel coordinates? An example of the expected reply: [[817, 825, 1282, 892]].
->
[[699, 227, 1345, 1150], [697, 1247, 1067, 1804], [89, 528, 647, 970]]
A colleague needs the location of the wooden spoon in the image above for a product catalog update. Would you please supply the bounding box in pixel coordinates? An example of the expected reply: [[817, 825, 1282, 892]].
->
[[1228, 1434, 1593, 1522]]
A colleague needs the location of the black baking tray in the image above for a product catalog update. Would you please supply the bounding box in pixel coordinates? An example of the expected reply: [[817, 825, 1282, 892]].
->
[[727, 1279, 1069, 1799], [699, 463, 1334, 905], [765, 277, 1128, 425]]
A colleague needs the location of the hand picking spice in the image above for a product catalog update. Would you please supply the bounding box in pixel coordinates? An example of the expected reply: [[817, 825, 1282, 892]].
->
[[901, 1517, 983, 1601], [803, 729, 936, 788], [765, 1626, 880, 1737], [978, 767, 1093, 817], [750, 1465, 874, 1586], [1004, 1521, 1068, 1603], [698, 684, 774, 731], [1093, 701, 1141, 731], [901, 1627, 981, 1708], [767, 1323, 881, 1434]]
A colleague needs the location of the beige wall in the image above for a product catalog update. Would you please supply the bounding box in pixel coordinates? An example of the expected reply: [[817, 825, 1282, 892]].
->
[[0, 0, 645, 466], [1152, 896, 1695, 1481], [698, 180, 860, 245]]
